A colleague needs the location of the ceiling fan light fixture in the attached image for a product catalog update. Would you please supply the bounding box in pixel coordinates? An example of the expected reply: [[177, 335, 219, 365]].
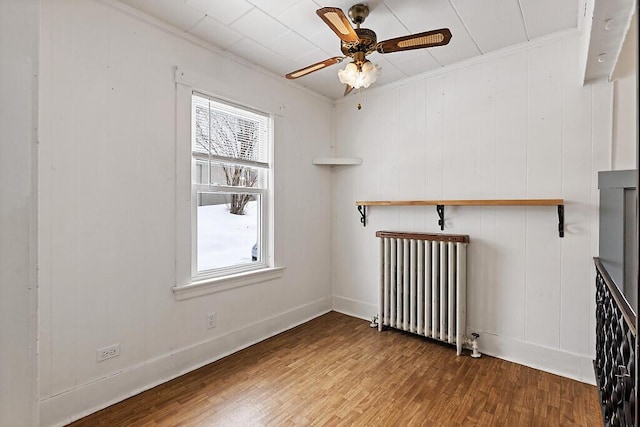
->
[[338, 60, 381, 89]]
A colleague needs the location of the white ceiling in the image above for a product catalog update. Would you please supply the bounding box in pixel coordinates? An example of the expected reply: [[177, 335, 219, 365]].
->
[[115, 0, 614, 99]]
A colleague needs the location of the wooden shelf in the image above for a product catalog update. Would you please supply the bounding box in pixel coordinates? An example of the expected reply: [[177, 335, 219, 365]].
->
[[313, 157, 362, 166], [355, 199, 565, 237], [355, 199, 563, 206]]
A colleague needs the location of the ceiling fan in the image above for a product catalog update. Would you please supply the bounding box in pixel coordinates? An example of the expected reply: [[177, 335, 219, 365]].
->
[[285, 3, 452, 95]]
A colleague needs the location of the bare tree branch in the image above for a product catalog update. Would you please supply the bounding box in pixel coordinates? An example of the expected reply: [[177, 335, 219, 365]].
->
[[194, 105, 260, 215]]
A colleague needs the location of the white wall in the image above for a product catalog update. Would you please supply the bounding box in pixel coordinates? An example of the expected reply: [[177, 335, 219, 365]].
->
[[38, 1, 333, 425], [0, 0, 39, 425], [611, 11, 638, 170], [330, 32, 612, 384]]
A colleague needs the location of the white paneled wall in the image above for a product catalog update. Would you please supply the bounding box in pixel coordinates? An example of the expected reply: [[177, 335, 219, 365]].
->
[[331, 32, 612, 383], [38, 0, 333, 425], [0, 1, 39, 425]]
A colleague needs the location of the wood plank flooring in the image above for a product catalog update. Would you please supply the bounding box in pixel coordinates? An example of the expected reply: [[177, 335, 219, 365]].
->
[[68, 311, 602, 426]]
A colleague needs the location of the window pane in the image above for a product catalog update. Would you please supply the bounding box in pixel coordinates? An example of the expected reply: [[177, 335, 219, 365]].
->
[[208, 162, 264, 188], [197, 192, 260, 272], [195, 160, 209, 185], [193, 94, 269, 164]]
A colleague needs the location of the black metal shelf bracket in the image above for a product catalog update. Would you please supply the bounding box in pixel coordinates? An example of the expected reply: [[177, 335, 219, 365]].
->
[[436, 205, 445, 231], [558, 204, 564, 238], [357, 205, 367, 227]]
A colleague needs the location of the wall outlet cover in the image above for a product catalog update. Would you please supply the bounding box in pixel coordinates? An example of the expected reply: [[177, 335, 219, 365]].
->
[[96, 343, 120, 362]]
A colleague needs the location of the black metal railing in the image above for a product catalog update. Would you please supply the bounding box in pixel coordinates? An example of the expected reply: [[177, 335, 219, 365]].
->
[[594, 257, 637, 427]]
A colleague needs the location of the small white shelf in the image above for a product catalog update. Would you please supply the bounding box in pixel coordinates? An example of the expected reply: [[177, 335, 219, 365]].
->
[[312, 157, 362, 166]]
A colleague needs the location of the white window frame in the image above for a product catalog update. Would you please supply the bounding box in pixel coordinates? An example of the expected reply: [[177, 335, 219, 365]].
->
[[191, 92, 270, 277], [173, 68, 283, 300]]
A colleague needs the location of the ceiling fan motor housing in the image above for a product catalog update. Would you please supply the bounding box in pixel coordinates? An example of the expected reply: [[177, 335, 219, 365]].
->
[[341, 28, 378, 59]]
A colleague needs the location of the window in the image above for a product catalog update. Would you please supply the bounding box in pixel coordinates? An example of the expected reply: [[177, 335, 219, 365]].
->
[[191, 93, 271, 279]]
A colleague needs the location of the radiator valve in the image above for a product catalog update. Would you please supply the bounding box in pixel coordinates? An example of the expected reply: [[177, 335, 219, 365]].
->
[[370, 315, 379, 328], [470, 333, 481, 358]]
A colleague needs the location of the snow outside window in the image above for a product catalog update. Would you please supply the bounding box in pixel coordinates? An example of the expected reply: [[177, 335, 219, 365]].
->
[[191, 93, 271, 278]]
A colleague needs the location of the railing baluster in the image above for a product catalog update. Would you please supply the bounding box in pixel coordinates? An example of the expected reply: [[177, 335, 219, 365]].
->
[[594, 257, 636, 427]]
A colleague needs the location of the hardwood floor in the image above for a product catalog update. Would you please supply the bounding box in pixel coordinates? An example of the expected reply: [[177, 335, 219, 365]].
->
[[69, 311, 602, 426]]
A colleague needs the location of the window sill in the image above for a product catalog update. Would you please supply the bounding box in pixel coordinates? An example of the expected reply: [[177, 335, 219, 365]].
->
[[173, 266, 286, 301]]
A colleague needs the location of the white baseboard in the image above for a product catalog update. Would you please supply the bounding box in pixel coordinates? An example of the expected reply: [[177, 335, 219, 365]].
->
[[331, 295, 377, 321], [331, 294, 595, 385], [474, 331, 595, 385], [39, 297, 332, 427]]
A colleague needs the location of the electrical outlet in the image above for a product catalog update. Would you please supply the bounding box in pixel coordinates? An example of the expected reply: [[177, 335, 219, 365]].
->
[[206, 312, 217, 329], [96, 343, 120, 362]]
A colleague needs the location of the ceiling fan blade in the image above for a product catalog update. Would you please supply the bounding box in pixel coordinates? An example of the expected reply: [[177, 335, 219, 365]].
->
[[343, 84, 354, 96], [285, 57, 345, 79], [376, 28, 452, 54], [316, 7, 360, 43]]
